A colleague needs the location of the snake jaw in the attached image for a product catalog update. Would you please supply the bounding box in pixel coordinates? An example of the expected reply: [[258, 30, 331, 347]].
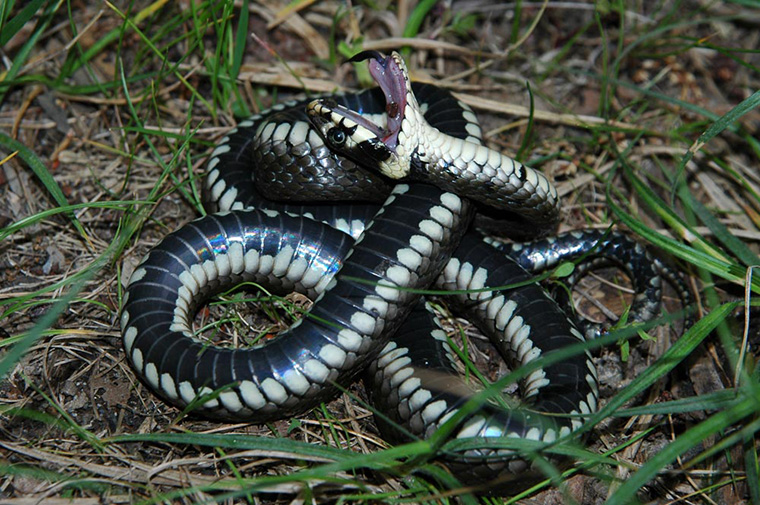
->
[[306, 100, 399, 173], [306, 51, 416, 179]]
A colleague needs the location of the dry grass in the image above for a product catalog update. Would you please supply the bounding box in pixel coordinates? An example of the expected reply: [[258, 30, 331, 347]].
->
[[1, 1, 759, 503]]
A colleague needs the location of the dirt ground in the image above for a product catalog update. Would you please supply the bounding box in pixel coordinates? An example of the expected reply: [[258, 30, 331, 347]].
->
[[1, 1, 759, 503]]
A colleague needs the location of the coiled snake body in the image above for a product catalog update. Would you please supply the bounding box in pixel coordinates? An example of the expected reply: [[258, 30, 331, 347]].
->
[[121, 52, 678, 482]]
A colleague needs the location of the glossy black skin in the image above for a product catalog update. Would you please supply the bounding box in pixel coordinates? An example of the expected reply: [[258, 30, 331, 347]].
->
[[124, 186, 472, 420], [207, 83, 476, 211], [123, 78, 683, 486]]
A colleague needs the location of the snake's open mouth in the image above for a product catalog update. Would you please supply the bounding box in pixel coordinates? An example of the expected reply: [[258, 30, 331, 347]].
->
[[334, 50, 407, 150]]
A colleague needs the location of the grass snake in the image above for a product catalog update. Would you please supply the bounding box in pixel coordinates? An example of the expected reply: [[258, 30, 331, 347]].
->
[[121, 51, 687, 484]]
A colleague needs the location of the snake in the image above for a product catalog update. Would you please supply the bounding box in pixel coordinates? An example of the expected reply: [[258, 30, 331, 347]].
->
[[121, 51, 683, 484]]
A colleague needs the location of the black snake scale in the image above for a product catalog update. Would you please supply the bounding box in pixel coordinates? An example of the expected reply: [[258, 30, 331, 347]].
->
[[121, 52, 684, 483]]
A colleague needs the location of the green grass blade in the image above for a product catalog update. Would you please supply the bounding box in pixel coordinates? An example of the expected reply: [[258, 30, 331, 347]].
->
[[0, 200, 145, 242], [584, 302, 737, 435], [0, 132, 86, 239], [676, 182, 760, 267], [606, 397, 757, 504], [403, 0, 438, 39], [105, 2, 212, 114], [108, 432, 349, 460], [59, 0, 171, 78], [231, 0, 249, 80], [616, 389, 741, 416], [608, 179, 755, 292], [674, 88, 758, 206], [675, 88, 760, 176], [0, 261, 99, 379], [109, 431, 452, 498], [0, 0, 62, 105], [0, 0, 46, 46], [619, 163, 728, 261], [613, 205, 748, 286]]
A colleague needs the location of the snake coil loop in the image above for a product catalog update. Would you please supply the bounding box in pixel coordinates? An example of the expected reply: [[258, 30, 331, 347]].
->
[[121, 52, 688, 486]]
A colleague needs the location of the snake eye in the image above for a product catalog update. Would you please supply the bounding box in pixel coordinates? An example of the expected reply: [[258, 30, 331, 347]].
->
[[327, 127, 347, 147]]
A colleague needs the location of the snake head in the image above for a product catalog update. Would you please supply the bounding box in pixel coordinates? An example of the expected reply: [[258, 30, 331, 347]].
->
[[307, 51, 418, 180]]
